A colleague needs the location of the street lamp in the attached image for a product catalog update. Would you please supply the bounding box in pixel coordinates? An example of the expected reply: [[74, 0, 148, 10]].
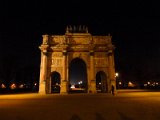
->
[[115, 73, 119, 77], [115, 72, 119, 89]]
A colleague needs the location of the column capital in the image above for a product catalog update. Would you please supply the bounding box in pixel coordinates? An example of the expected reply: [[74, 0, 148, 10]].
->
[[42, 51, 48, 56], [90, 50, 94, 56], [107, 50, 113, 56], [108, 53, 112, 56], [62, 50, 67, 56], [39, 44, 49, 51]]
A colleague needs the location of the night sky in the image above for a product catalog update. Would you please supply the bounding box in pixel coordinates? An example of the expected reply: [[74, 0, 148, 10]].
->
[[0, 1, 160, 84]]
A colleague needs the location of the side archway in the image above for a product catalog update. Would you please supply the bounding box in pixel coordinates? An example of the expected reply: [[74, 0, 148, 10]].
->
[[96, 71, 108, 93], [51, 71, 61, 93]]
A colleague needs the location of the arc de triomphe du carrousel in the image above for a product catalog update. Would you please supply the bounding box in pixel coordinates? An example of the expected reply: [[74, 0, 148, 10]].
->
[[39, 26, 116, 94]]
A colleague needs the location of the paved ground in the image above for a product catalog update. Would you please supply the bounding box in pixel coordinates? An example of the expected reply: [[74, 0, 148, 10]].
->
[[1, 90, 160, 120]]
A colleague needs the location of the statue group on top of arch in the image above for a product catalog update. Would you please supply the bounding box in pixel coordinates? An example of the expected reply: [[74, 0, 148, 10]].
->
[[39, 25, 116, 94]]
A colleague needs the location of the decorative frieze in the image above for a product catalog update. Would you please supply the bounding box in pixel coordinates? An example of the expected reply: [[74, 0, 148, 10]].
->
[[95, 58, 108, 67], [51, 59, 63, 66], [52, 52, 63, 57]]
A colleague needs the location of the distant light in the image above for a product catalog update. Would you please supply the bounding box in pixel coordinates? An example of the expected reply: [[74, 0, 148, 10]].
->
[[99, 82, 101, 85], [71, 85, 75, 88], [144, 84, 147, 87], [19, 84, 24, 88], [128, 81, 135, 87], [147, 82, 150, 85], [115, 73, 119, 77], [119, 82, 122, 85], [152, 82, 155, 86], [10, 83, 16, 89], [78, 81, 83, 84], [1, 84, 6, 89], [128, 81, 132, 85], [34, 83, 37, 86]]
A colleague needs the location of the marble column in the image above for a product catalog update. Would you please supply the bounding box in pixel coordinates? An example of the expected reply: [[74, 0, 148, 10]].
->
[[89, 51, 97, 93], [39, 51, 48, 94], [39, 35, 49, 94], [60, 51, 68, 94], [108, 51, 116, 92]]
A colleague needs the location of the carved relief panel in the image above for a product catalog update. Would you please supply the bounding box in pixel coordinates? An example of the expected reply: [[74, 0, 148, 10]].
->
[[94, 58, 108, 67], [51, 52, 63, 67], [68, 36, 91, 44], [51, 67, 63, 75], [51, 59, 62, 67], [52, 52, 63, 57], [68, 52, 89, 67], [51, 36, 66, 44], [93, 36, 109, 44], [94, 52, 108, 67]]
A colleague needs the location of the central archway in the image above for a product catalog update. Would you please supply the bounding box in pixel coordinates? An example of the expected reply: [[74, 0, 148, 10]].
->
[[69, 58, 88, 93]]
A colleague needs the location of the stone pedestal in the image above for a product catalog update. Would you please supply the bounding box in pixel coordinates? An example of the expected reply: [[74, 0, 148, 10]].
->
[[60, 80, 68, 94], [39, 81, 46, 94], [89, 80, 97, 93]]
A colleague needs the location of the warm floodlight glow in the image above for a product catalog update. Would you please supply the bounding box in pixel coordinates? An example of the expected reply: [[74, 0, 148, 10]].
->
[[1, 84, 6, 89], [115, 73, 119, 77], [71, 85, 75, 88], [10, 83, 16, 89], [19, 84, 24, 88], [128, 81, 132, 85], [78, 81, 83, 85]]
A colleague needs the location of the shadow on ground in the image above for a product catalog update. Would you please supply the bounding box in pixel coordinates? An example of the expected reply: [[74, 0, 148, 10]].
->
[[69, 113, 106, 120], [70, 114, 81, 120]]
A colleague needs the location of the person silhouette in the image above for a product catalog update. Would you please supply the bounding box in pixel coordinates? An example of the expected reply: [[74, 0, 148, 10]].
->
[[111, 85, 115, 95]]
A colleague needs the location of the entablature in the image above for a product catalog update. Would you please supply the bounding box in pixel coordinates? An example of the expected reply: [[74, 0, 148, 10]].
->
[[41, 34, 112, 46]]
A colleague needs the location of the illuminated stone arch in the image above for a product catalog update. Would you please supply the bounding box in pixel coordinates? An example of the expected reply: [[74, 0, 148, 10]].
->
[[39, 26, 116, 94]]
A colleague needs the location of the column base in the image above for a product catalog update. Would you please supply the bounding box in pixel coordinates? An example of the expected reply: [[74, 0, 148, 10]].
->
[[88, 80, 97, 94], [110, 79, 117, 91], [39, 81, 46, 94], [60, 92, 68, 95], [60, 80, 68, 94]]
